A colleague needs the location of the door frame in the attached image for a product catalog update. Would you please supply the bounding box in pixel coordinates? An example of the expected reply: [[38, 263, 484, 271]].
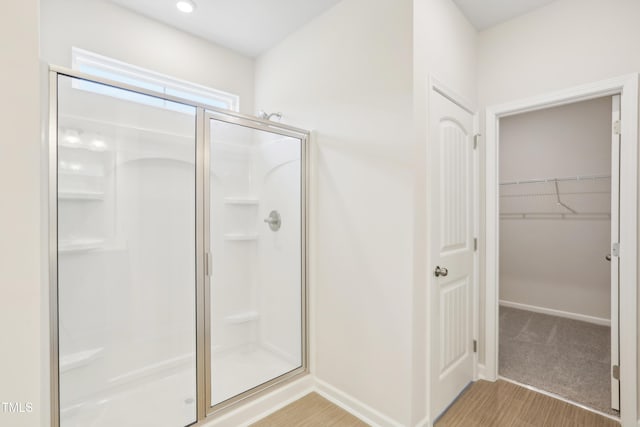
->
[[426, 77, 480, 424], [483, 74, 639, 425]]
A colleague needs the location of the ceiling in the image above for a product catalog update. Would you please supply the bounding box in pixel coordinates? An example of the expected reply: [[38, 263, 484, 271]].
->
[[453, 0, 558, 30], [110, 0, 342, 57], [111, 0, 558, 57]]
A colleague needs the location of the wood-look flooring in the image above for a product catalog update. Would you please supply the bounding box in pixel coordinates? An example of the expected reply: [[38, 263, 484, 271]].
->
[[250, 392, 368, 427], [435, 380, 619, 427], [251, 380, 618, 426]]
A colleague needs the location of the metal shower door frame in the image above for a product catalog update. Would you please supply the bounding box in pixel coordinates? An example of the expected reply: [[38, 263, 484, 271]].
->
[[203, 111, 309, 416], [48, 66, 309, 427]]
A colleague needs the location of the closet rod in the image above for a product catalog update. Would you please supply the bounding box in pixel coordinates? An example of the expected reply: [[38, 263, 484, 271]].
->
[[500, 212, 611, 220], [499, 174, 611, 186]]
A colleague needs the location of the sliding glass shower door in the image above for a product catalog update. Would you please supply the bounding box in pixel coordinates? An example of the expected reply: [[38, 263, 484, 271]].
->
[[55, 75, 197, 427], [207, 116, 306, 409]]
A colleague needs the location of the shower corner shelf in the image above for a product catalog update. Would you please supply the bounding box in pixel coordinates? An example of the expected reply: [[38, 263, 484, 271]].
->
[[59, 141, 111, 153], [59, 170, 105, 178], [59, 239, 106, 253], [223, 197, 259, 205], [59, 190, 105, 200], [224, 311, 260, 324], [223, 234, 258, 241]]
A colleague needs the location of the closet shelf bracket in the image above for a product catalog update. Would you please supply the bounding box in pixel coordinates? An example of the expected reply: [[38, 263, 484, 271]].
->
[[554, 180, 577, 214]]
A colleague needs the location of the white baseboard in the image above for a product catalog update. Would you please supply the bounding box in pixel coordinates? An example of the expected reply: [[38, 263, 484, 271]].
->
[[201, 375, 421, 427], [499, 300, 611, 327], [414, 415, 430, 427], [315, 379, 404, 427]]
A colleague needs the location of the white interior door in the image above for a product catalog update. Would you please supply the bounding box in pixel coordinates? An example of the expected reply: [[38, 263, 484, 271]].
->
[[611, 95, 621, 411], [429, 88, 475, 419]]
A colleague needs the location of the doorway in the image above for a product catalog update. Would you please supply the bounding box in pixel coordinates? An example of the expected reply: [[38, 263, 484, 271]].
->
[[484, 75, 639, 426], [497, 96, 618, 415]]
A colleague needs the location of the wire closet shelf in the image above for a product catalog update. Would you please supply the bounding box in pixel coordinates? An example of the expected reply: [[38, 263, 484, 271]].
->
[[499, 174, 612, 220]]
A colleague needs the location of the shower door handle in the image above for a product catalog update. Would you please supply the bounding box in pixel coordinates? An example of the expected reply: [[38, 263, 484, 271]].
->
[[205, 252, 212, 277], [434, 266, 448, 277]]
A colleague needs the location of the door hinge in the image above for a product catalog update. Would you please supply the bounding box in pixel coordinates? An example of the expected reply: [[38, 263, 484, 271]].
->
[[473, 134, 481, 149], [474, 238, 478, 251], [612, 242, 620, 257], [473, 340, 477, 353], [613, 364, 620, 380], [614, 120, 621, 135]]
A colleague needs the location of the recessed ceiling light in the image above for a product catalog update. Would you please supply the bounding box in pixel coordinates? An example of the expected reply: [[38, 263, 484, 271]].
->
[[176, 0, 196, 13]]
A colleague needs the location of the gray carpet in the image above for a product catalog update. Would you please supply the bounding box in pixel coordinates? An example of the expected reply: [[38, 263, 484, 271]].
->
[[499, 306, 617, 416]]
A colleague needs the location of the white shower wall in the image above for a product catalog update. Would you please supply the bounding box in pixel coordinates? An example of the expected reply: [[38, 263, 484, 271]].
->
[[210, 127, 259, 355], [254, 135, 302, 365]]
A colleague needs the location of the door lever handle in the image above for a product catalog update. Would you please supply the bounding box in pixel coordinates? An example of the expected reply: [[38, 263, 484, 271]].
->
[[263, 210, 281, 232], [434, 266, 448, 277]]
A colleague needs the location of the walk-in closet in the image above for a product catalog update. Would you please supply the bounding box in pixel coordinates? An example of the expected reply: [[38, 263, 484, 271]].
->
[[498, 96, 619, 415]]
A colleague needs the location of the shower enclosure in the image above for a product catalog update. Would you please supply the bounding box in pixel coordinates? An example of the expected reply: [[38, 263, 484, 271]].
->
[[49, 68, 308, 427]]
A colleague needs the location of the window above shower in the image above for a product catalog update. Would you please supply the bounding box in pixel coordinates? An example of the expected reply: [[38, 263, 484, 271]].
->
[[71, 47, 240, 113]]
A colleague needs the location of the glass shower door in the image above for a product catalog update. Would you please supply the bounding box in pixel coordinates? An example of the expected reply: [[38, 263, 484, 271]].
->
[[56, 75, 197, 427], [207, 116, 305, 408]]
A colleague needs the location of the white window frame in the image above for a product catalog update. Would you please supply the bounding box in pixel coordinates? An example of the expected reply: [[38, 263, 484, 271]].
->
[[71, 47, 239, 112]]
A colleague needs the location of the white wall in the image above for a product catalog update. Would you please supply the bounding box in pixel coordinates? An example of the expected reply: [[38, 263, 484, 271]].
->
[[478, 0, 640, 107], [255, 0, 414, 424], [413, 0, 477, 423], [414, 0, 477, 106], [477, 0, 640, 415], [499, 97, 612, 321], [40, 0, 255, 115], [0, 1, 41, 426]]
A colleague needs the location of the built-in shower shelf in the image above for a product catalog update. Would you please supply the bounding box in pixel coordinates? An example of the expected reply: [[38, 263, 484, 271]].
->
[[59, 140, 111, 152], [223, 234, 258, 241], [60, 347, 104, 372], [224, 311, 260, 324], [59, 169, 105, 178], [59, 239, 106, 253], [59, 190, 105, 200], [223, 197, 259, 205]]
